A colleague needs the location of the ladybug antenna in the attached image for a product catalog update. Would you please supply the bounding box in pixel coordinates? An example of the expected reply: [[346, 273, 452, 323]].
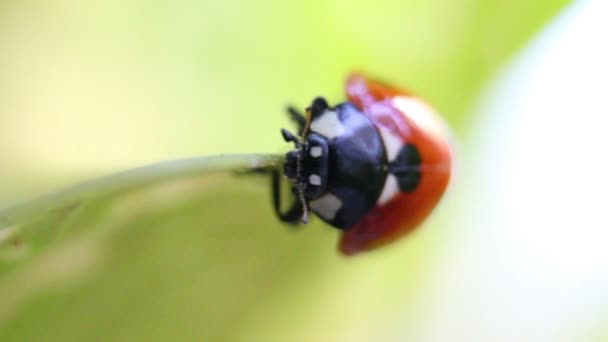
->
[[296, 185, 309, 224]]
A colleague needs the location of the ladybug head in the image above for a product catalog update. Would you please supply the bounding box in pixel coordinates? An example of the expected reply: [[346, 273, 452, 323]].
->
[[281, 126, 330, 222]]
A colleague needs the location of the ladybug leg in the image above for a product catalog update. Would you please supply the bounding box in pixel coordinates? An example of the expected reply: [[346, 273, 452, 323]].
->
[[285, 98, 329, 136], [271, 169, 308, 225], [281, 128, 301, 146], [286, 106, 306, 135], [308, 97, 329, 119]]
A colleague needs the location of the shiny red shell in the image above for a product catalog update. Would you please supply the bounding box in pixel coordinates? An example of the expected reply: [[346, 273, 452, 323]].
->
[[339, 73, 453, 255]]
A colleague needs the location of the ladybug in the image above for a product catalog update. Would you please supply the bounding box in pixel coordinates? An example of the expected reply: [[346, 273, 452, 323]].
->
[[271, 73, 452, 255]]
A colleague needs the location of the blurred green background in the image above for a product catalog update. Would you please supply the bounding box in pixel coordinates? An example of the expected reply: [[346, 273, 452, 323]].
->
[[0, 0, 570, 341]]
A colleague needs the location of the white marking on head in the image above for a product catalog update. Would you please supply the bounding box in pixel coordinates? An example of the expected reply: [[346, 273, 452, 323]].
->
[[310, 110, 345, 139], [309, 146, 323, 158], [378, 126, 403, 162], [310, 193, 343, 221], [309, 174, 322, 186], [377, 174, 399, 206]]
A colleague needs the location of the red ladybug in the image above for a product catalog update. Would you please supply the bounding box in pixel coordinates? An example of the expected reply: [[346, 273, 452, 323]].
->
[[271, 73, 452, 255]]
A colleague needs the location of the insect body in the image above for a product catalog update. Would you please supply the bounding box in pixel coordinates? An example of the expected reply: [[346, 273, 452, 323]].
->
[[273, 73, 452, 255]]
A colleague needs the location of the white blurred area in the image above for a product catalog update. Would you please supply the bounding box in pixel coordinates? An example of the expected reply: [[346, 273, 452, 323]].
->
[[417, 0, 608, 340]]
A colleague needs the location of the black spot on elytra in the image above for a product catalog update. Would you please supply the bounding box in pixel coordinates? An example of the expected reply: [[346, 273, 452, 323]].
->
[[389, 144, 422, 192]]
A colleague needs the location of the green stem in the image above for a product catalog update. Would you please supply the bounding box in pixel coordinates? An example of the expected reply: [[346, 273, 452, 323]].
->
[[0, 154, 283, 228]]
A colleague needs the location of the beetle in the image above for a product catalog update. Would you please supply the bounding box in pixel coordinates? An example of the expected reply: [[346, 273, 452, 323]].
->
[[271, 73, 452, 255]]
